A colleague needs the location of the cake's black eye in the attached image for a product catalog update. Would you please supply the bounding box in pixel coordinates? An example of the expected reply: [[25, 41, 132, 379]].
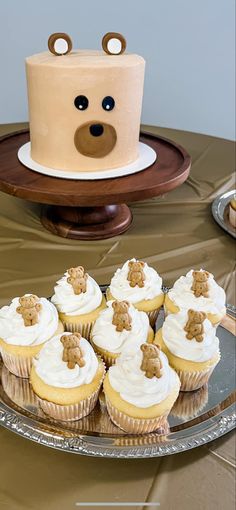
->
[[74, 95, 89, 110], [102, 96, 115, 111]]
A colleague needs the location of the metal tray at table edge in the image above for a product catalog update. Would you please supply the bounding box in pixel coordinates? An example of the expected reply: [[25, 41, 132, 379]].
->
[[0, 301, 235, 459]]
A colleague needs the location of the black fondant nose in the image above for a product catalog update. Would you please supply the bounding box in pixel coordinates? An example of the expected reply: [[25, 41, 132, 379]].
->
[[89, 124, 104, 137]]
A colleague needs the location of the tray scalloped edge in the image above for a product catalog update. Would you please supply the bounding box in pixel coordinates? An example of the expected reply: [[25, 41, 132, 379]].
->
[[0, 403, 235, 458]]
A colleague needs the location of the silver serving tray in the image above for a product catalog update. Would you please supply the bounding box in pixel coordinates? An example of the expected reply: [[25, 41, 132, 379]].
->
[[0, 303, 235, 459], [212, 190, 236, 239]]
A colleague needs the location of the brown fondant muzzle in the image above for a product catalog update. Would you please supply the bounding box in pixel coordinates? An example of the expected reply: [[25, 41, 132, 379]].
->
[[74, 121, 117, 158]]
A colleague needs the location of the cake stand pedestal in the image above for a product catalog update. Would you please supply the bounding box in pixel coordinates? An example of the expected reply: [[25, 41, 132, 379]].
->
[[0, 130, 191, 240]]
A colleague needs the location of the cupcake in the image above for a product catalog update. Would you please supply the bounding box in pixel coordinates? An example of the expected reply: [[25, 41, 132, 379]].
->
[[106, 259, 164, 327], [155, 309, 220, 391], [0, 294, 63, 378], [51, 265, 106, 338], [30, 331, 105, 421], [229, 195, 236, 228], [165, 269, 226, 325], [91, 300, 154, 367], [103, 343, 180, 433]]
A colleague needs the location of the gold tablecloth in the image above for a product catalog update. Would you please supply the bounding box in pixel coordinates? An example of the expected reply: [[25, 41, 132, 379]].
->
[[0, 123, 235, 510]]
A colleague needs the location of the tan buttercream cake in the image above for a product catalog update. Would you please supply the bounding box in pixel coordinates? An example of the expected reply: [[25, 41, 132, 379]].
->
[[25, 33, 145, 172]]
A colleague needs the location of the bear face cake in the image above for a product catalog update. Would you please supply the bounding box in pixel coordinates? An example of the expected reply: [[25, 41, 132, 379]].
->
[[25, 32, 145, 172]]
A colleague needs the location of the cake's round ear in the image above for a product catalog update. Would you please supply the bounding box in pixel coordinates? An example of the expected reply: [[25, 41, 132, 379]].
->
[[102, 32, 126, 55], [48, 33, 72, 56]]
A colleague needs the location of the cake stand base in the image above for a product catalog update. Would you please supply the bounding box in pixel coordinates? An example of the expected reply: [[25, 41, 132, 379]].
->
[[0, 130, 191, 241], [41, 204, 132, 240]]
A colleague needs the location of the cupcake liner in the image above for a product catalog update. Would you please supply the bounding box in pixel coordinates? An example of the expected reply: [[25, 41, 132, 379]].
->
[[105, 397, 168, 434], [98, 351, 117, 368], [1, 364, 39, 409], [90, 340, 118, 368], [176, 366, 216, 392], [39, 385, 101, 422], [146, 308, 161, 328], [61, 319, 94, 339], [0, 349, 32, 378], [98, 389, 107, 409], [68, 390, 120, 435], [38, 358, 106, 422], [0, 321, 64, 379]]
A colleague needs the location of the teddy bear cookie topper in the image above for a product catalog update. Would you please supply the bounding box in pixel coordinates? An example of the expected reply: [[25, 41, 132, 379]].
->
[[16, 295, 42, 327], [184, 309, 207, 342], [67, 266, 88, 295], [140, 343, 163, 379], [112, 300, 132, 332], [127, 260, 146, 288], [60, 333, 85, 369], [191, 270, 210, 298]]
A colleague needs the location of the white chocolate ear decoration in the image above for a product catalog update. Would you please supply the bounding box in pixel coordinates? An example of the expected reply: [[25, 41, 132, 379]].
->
[[48, 33, 72, 56], [102, 32, 126, 55]]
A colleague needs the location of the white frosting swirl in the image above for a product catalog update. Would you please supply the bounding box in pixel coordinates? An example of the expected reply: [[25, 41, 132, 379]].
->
[[91, 301, 150, 354], [108, 349, 179, 408], [168, 269, 226, 315], [109, 259, 163, 303], [162, 310, 220, 362], [51, 272, 102, 315], [34, 333, 99, 388], [0, 296, 59, 346]]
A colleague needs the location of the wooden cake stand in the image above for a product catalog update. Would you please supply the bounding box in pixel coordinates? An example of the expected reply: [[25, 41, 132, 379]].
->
[[0, 130, 191, 240]]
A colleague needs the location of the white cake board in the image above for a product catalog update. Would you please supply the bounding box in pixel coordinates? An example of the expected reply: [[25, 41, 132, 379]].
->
[[17, 142, 157, 180]]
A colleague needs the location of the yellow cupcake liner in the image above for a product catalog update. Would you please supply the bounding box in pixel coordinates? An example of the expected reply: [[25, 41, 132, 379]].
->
[[97, 351, 117, 368], [39, 385, 102, 422], [0, 349, 32, 378], [176, 365, 217, 392], [37, 359, 106, 422], [1, 364, 39, 409], [0, 321, 64, 379], [105, 397, 169, 434], [90, 340, 118, 368], [61, 319, 94, 339]]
